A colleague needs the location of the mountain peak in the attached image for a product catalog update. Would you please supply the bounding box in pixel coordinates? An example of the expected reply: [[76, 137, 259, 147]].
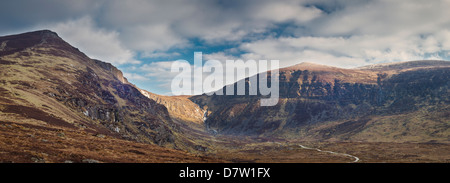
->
[[0, 29, 87, 60], [0, 29, 66, 56], [297, 62, 326, 66], [25, 29, 59, 36], [280, 61, 339, 72], [0, 29, 61, 42]]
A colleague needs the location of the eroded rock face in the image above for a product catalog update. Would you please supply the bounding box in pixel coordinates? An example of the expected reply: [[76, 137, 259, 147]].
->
[[140, 89, 206, 124], [191, 61, 450, 142], [56, 61, 176, 145], [92, 59, 128, 84]]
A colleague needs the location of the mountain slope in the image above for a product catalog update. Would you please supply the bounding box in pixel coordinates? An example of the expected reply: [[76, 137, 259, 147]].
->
[[190, 60, 450, 143], [0, 30, 221, 162]]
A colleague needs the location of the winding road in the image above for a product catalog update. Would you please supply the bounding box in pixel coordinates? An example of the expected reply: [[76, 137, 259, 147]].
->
[[272, 142, 360, 163], [298, 144, 360, 163]]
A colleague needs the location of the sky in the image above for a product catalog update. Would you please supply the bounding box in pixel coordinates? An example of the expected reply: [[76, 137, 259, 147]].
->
[[1, 0, 450, 95]]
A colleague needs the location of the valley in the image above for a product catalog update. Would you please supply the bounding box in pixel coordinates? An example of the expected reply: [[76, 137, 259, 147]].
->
[[0, 30, 449, 163]]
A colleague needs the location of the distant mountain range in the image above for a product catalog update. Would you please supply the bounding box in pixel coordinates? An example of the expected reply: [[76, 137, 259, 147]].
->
[[0, 30, 448, 162]]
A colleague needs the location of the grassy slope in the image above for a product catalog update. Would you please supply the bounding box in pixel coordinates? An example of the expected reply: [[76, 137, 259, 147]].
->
[[0, 31, 220, 162]]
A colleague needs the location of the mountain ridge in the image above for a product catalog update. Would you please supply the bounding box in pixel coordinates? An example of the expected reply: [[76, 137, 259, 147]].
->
[[356, 60, 450, 72], [0, 30, 183, 149], [190, 59, 449, 143]]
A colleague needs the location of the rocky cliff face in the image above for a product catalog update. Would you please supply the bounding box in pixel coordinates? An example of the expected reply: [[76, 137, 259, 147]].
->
[[139, 90, 206, 124], [0, 30, 178, 146], [190, 61, 450, 143], [92, 59, 129, 84]]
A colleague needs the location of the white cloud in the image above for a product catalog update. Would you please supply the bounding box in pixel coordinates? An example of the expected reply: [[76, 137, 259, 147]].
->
[[203, 52, 239, 62], [435, 30, 450, 50], [96, 0, 325, 46], [141, 61, 176, 78], [312, 0, 450, 36], [252, 1, 323, 23], [45, 16, 139, 65], [121, 24, 188, 52], [141, 51, 181, 59], [238, 30, 449, 68], [138, 61, 203, 95], [123, 72, 149, 81]]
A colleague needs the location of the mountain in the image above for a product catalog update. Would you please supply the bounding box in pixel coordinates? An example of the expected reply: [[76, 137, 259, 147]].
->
[[0, 30, 221, 162], [190, 60, 450, 143], [1, 30, 448, 163]]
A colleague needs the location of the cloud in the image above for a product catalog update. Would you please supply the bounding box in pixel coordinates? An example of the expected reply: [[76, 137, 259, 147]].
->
[[0, 0, 104, 33], [2, 0, 450, 95], [238, 33, 446, 68], [252, 1, 323, 23], [44, 17, 139, 65], [140, 61, 176, 78], [123, 72, 149, 81], [138, 61, 204, 95], [3, 0, 450, 63], [93, 0, 324, 46], [173, 0, 324, 44], [141, 52, 181, 59], [203, 52, 239, 62], [120, 24, 188, 53], [311, 0, 450, 37]]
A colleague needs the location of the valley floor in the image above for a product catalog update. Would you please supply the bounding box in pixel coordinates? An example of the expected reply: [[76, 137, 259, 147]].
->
[[201, 135, 450, 163], [1, 118, 448, 163], [172, 118, 450, 163], [0, 121, 223, 163]]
